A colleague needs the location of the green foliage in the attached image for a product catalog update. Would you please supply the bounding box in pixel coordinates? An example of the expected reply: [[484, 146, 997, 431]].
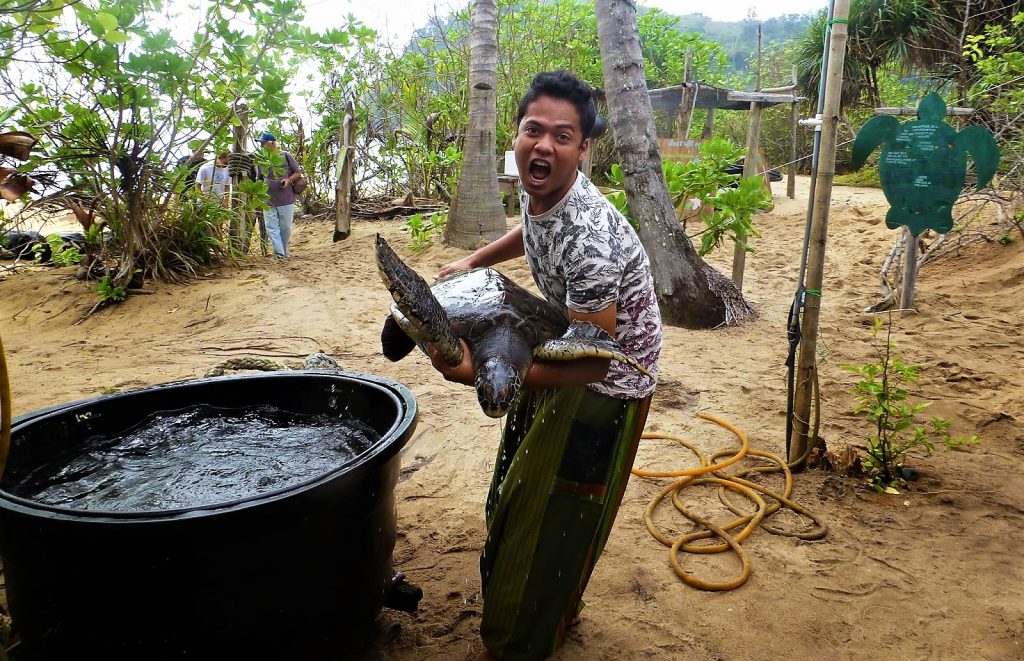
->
[[6, 0, 364, 288], [34, 234, 82, 266], [161, 196, 232, 271], [95, 275, 126, 303], [842, 317, 980, 491], [311, 0, 729, 200], [835, 163, 881, 187], [665, 138, 772, 255], [401, 211, 447, 252], [965, 12, 1024, 187], [607, 139, 771, 250], [699, 176, 769, 256]]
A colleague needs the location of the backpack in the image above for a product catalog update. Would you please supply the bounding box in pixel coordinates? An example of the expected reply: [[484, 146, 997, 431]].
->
[[259, 151, 307, 194]]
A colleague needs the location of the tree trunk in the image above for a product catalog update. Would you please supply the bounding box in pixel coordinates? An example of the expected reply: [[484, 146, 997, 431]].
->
[[594, 0, 752, 328], [444, 0, 507, 249]]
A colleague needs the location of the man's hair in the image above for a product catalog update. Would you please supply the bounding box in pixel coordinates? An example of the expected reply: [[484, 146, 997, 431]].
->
[[216, 151, 229, 162], [515, 70, 597, 140]]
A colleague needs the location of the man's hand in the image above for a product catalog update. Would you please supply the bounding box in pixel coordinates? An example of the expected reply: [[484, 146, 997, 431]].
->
[[425, 338, 474, 385], [435, 257, 476, 280], [280, 178, 290, 189]]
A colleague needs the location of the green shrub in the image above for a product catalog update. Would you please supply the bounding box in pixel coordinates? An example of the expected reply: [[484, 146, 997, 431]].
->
[[401, 212, 447, 252]]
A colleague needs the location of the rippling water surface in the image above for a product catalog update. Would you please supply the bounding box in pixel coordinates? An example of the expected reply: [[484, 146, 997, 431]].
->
[[11, 405, 380, 512]]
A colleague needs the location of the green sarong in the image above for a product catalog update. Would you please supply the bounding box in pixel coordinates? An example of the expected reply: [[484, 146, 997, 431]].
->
[[479, 386, 652, 660]]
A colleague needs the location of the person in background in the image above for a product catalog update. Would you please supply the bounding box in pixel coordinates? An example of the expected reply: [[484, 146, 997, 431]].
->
[[255, 131, 302, 259], [175, 144, 206, 191], [431, 70, 663, 660], [196, 152, 231, 203]]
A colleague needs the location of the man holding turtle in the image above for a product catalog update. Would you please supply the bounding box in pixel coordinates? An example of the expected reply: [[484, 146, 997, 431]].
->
[[431, 70, 662, 661]]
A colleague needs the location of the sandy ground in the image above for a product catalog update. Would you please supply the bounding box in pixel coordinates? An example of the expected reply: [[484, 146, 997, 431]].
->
[[1, 176, 1022, 659]]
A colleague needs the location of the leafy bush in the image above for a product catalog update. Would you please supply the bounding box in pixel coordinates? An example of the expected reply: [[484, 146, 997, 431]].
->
[[401, 212, 447, 252], [159, 196, 232, 273], [34, 234, 82, 266], [607, 138, 771, 255]]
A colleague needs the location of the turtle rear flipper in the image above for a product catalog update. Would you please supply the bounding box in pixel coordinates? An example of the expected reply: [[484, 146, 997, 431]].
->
[[375, 234, 463, 366], [534, 321, 652, 378]]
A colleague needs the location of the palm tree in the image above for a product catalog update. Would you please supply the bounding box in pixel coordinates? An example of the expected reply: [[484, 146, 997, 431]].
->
[[593, 0, 752, 328], [444, 0, 508, 249]]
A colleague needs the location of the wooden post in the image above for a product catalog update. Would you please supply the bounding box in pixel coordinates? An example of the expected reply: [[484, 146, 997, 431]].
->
[[731, 101, 763, 289], [581, 149, 594, 179], [334, 101, 355, 242], [676, 47, 694, 139], [230, 104, 252, 254], [756, 25, 762, 92], [701, 108, 715, 139], [732, 30, 764, 290], [791, 0, 851, 464], [788, 65, 798, 199], [899, 227, 918, 315]]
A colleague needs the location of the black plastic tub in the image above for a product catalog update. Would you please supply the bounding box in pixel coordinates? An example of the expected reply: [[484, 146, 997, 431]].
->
[[0, 370, 417, 660]]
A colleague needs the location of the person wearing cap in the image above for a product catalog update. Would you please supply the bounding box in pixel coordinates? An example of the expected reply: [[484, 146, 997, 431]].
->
[[255, 131, 302, 259]]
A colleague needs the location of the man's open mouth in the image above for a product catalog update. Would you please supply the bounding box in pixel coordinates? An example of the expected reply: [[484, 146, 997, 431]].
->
[[528, 159, 551, 181]]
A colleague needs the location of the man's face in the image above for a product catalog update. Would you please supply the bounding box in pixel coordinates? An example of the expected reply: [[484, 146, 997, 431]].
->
[[262, 140, 277, 152], [514, 95, 589, 215], [216, 156, 229, 167]]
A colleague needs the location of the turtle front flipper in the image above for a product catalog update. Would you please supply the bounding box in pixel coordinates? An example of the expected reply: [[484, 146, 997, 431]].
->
[[851, 115, 900, 170], [534, 321, 652, 378], [375, 234, 464, 366]]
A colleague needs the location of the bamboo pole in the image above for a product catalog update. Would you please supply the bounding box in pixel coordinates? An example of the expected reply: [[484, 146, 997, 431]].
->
[[334, 101, 355, 242], [874, 107, 975, 116], [788, 65, 798, 199], [791, 0, 851, 463]]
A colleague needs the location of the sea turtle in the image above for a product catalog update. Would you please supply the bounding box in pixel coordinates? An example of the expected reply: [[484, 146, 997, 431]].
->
[[851, 92, 999, 237], [375, 234, 651, 418]]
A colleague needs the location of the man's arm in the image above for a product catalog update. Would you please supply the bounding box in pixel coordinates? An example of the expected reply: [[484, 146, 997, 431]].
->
[[282, 152, 302, 186], [435, 225, 525, 279], [521, 304, 615, 389], [426, 303, 616, 389]]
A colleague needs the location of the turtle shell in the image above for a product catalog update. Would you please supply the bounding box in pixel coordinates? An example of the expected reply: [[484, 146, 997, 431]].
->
[[431, 267, 569, 348]]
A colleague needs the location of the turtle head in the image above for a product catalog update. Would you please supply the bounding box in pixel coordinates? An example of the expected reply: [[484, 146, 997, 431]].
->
[[475, 357, 526, 418]]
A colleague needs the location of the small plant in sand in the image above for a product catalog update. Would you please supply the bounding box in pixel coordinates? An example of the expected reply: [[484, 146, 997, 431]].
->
[[842, 316, 980, 491], [401, 212, 447, 253], [95, 275, 127, 304]]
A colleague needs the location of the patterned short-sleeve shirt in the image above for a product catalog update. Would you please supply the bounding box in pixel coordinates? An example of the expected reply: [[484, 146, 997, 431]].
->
[[521, 173, 661, 399]]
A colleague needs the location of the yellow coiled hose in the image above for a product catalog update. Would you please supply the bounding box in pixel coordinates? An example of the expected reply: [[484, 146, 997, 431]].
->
[[632, 412, 827, 591]]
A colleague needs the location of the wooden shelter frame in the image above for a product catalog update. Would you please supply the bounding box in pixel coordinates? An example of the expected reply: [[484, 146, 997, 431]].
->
[[647, 76, 806, 289]]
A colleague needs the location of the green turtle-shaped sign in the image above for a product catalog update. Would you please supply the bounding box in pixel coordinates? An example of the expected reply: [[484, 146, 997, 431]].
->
[[851, 92, 999, 236]]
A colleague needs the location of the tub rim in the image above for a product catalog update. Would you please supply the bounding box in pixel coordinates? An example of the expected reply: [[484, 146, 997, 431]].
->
[[0, 370, 418, 523]]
